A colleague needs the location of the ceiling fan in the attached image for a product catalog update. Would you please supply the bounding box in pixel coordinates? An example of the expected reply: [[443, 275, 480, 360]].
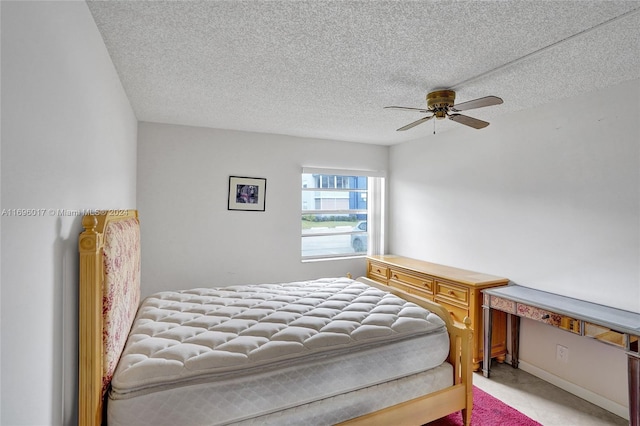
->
[[385, 90, 503, 131]]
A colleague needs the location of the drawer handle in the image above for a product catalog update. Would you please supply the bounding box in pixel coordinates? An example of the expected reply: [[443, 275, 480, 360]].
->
[[376, 269, 381, 273], [393, 274, 398, 279], [448, 290, 455, 296], [449, 311, 455, 317]]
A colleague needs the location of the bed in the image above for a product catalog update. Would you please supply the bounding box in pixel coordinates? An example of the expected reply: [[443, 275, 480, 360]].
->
[[78, 210, 473, 426]]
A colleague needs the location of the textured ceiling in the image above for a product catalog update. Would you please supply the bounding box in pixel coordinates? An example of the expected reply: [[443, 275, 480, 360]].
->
[[87, 1, 640, 145]]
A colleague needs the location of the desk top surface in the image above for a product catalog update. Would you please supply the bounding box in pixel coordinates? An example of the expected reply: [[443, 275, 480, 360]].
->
[[483, 285, 640, 335]]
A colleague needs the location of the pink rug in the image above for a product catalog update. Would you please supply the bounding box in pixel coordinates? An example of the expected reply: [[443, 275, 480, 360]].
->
[[425, 386, 542, 426]]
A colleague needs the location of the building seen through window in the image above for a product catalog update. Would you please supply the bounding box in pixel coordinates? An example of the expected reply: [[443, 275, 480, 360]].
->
[[302, 172, 370, 259]]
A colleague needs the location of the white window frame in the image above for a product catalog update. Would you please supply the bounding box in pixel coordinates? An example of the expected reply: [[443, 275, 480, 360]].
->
[[301, 167, 385, 261]]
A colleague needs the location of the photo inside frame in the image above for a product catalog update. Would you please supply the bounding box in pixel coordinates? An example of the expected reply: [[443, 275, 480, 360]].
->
[[235, 184, 259, 204]]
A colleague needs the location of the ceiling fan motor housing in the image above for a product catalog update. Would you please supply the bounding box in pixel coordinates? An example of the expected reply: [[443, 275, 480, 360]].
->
[[427, 90, 456, 119], [386, 89, 499, 131]]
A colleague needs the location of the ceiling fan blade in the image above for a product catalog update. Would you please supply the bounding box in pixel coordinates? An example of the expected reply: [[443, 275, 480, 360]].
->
[[449, 114, 490, 129], [396, 115, 434, 131], [384, 106, 430, 113], [451, 96, 503, 112]]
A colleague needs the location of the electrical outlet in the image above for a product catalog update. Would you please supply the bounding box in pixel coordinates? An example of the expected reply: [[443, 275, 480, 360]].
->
[[556, 344, 569, 363]]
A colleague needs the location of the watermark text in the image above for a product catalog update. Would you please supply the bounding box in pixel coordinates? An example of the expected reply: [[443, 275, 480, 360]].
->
[[1, 208, 129, 217]]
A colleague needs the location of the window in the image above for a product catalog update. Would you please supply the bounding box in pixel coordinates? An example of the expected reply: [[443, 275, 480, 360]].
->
[[301, 168, 385, 260]]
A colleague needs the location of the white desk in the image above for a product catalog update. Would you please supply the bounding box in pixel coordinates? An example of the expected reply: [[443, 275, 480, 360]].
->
[[482, 285, 640, 426]]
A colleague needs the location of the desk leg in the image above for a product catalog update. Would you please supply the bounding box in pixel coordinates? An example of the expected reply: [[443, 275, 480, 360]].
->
[[483, 304, 492, 378], [629, 352, 639, 426], [510, 314, 520, 369]]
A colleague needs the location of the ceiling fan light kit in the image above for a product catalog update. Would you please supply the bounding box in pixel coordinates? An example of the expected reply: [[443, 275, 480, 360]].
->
[[385, 90, 503, 132]]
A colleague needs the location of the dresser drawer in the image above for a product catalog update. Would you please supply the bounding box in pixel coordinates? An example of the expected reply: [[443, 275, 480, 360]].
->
[[584, 322, 637, 347], [388, 280, 433, 301], [517, 303, 561, 324], [437, 299, 470, 325], [389, 269, 434, 294], [435, 281, 469, 307], [516, 303, 579, 334], [488, 295, 517, 314], [367, 261, 389, 282]]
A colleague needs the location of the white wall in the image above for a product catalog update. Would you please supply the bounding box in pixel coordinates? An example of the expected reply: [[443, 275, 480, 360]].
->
[[389, 78, 640, 415], [1, 2, 137, 425], [137, 123, 388, 297]]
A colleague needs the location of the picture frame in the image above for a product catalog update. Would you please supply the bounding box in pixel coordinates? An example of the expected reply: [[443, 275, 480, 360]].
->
[[228, 176, 267, 211]]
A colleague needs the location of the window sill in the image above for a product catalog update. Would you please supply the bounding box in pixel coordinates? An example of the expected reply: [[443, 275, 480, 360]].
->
[[301, 254, 367, 263]]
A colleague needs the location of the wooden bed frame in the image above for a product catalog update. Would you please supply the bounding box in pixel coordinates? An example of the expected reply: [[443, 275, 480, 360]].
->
[[78, 210, 473, 426]]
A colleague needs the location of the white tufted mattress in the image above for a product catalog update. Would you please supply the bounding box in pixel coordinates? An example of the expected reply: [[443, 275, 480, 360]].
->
[[108, 278, 451, 425]]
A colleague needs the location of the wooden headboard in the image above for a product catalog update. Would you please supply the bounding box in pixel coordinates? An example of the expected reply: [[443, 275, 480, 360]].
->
[[78, 210, 140, 426]]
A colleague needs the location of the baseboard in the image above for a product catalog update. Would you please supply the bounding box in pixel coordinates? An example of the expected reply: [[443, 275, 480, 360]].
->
[[517, 359, 629, 420]]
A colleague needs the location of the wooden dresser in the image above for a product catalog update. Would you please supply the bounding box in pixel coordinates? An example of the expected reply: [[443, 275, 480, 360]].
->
[[366, 255, 509, 371]]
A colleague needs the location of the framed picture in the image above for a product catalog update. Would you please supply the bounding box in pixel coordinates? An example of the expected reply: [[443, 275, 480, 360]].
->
[[228, 176, 267, 211]]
